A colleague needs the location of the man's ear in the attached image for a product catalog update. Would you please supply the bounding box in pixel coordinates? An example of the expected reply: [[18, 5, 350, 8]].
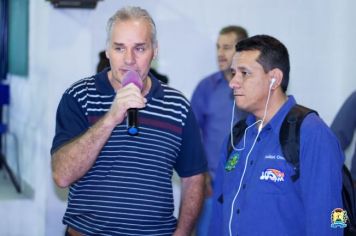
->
[[153, 45, 158, 60], [269, 68, 283, 89]]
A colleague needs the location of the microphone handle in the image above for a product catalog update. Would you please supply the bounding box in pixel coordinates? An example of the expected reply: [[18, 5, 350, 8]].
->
[[127, 108, 139, 135]]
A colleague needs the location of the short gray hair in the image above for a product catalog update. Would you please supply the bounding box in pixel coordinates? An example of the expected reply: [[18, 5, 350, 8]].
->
[[106, 6, 157, 47]]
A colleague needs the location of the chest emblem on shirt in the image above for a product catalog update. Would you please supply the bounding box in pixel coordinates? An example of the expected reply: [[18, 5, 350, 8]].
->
[[225, 152, 239, 172], [260, 168, 285, 182]]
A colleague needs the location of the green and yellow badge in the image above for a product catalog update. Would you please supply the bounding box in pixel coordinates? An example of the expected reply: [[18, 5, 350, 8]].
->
[[225, 152, 239, 172]]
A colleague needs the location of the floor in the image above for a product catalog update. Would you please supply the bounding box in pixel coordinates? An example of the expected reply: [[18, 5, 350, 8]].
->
[[0, 167, 42, 236], [0, 167, 25, 200]]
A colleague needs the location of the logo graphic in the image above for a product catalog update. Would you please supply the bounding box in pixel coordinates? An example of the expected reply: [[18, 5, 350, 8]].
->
[[260, 168, 285, 182], [225, 152, 239, 172], [331, 208, 348, 229]]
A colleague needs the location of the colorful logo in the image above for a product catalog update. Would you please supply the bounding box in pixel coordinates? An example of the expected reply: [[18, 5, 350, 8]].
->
[[331, 208, 348, 229], [260, 168, 285, 182], [225, 152, 239, 172]]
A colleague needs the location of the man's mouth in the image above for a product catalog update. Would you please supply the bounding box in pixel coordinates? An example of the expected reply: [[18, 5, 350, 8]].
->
[[218, 59, 226, 64]]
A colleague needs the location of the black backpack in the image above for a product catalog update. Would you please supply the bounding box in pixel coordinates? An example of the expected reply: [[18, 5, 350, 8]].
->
[[228, 104, 356, 235]]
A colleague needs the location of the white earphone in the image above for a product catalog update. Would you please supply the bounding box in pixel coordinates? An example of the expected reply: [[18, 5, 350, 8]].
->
[[270, 78, 276, 88], [228, 75, 275, 236]]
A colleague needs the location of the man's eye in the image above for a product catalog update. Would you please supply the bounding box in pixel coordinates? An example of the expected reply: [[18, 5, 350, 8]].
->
[[136, 47, 145, 52], [223, 45, 233, 50], [115, 47, 125, 52], [242, 71, 250, 77], [231, 69, 236, 76]]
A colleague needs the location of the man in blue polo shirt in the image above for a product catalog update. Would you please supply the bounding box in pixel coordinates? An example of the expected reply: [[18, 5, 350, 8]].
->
[[209, 35, 344, 236], [51, 6, 207, 236]]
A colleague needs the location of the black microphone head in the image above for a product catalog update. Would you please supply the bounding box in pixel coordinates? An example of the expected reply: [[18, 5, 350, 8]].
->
[[127, 108, 139, 135], [122, 70, 143, 90]]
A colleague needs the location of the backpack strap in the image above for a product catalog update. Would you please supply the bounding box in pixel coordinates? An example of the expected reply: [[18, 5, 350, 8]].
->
[[342, 165, 356, 227], [279, 104, 317, 182]]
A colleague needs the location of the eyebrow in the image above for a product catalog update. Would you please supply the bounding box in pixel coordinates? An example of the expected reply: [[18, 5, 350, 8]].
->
[[112, 42, 148, 47], [217, 43, 234, 47], [236, 65, 249, 71]]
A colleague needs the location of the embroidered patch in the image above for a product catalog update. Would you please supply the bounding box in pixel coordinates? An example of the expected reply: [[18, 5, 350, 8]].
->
[[225, 152, 239, 172], [260, 168, 285, 182], [330, 208, 348, 229]]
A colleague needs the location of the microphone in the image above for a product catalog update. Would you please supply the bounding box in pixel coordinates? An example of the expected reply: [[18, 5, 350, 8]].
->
[[122, 70, 143, 136]]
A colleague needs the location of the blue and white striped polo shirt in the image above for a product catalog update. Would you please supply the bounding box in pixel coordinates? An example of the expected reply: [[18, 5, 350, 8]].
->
[[51, 69, 207, 235]]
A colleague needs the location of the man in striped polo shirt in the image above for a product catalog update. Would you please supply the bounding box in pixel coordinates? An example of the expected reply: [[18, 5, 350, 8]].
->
[[51, 6, 207, 236]]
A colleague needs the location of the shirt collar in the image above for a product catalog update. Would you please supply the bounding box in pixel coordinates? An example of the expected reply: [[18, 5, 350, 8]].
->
[[246, 95, 297, 135], [146, 72, 165, 100], [95, 67, 115, 95]]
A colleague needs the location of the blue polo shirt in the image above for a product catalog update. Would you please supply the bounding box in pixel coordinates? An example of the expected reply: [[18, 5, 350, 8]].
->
[[209, 96, 344, 236]]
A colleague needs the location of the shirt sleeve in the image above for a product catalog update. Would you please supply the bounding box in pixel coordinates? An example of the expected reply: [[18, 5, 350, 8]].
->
[[50, 92, 89, 154], [174, 107, 208, 177], [331, 91, 356, 150], [300, 113, 344, 236], [190, 79, 208, 132]]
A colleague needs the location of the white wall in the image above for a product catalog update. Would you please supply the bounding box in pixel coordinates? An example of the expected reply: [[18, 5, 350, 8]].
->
[[1, 0, 355, 235]]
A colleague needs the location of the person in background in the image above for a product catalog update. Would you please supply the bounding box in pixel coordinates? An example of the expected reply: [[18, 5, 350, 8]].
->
[[96, 50, 110, 73], [331, 91, 356, 183], [190, 25, 248, 236], [209, 35, 344, 236], [51, 6, 207, 236]]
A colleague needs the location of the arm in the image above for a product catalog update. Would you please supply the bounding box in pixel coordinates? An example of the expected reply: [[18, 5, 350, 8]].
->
[[301, 115, 344, 236], [174, 173, 205, 236], [204, 172, 213, 197], [331, 91, 356, 150], [173, 106, 208, 235], [52, 113, 116, 188], [52, 83, 146, 188]]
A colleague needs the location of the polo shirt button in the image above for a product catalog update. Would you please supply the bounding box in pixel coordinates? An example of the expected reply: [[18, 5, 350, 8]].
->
[[242, 183, 246, 189], [236, 209, 240, 214]]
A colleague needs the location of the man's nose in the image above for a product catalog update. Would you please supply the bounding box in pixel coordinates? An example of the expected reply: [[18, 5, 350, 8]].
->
[[217, 47, 224, 56], [124, 49, 136, 65], [229, 74, 241, 89]]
